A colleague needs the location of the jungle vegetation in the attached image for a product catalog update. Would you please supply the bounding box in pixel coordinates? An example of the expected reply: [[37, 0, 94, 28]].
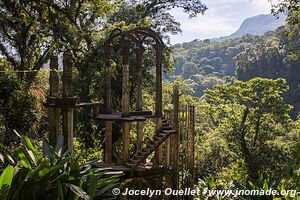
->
[[0, 0, 300, 199]]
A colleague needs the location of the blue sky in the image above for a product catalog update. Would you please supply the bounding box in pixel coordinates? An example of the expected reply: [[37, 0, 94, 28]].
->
[[169, 0, 276, 44]]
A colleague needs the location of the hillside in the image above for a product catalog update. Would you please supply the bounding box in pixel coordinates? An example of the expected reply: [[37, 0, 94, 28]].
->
[[171, 19, 300, 117], [170, 33, 275, 96], [224, 14, 286, 39], [170, 14, 287, 97]]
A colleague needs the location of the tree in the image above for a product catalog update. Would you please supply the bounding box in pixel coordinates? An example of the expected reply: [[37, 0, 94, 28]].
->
[[235, 27, 300, 117], [108, 0, 207, 38], [0, 0, 117, 146], [182, 61, 198, 78], [0, 0, 115, 81], [0, 75, 37, 144], [198, 57, 210, 67], [0, 0, 208, 148], [272, 0, 300, 59], [201, 64, 214, 75], [272, 0, 299, 20], [163, 76, 196, 109], [174, 55, 187, 75], [171, 33, 267, 83], [204, 78, 294, 183]]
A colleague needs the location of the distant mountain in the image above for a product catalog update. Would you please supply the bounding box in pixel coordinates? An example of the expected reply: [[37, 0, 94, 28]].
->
[[222, 14, 286, 39]]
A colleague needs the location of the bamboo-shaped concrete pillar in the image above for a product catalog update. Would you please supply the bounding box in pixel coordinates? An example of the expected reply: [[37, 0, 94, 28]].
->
[[62, 51, 74, 154], [187, 106, 195, 190], [171, 85, 179, 190], [48, 56, 60, 146], [122, 39, 131, 162], [165, 133, 171, 168], [136, 47, 144, 152], [154, 44, 164, 165], [104, 44, 113, 163], [104, 44, 113, 113], [155, 44, 163, 118]]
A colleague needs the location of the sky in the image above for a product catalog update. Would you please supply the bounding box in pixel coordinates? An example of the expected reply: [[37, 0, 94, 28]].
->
[[169, 0, 275, 44]]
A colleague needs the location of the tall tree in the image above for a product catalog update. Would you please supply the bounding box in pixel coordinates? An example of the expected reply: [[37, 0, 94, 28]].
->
[[108, 0, 207, 37], [204, 78, 293, 182], [272, 0, 300, 59], [0, 0, 115, 80]]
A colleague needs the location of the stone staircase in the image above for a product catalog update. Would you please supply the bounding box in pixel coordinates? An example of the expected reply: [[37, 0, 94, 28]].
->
[[126, 119, 176, 168]]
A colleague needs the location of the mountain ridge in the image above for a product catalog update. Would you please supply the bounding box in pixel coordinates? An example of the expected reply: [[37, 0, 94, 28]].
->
[[220, 13, 286, 40], [173, 14, 286, 46]]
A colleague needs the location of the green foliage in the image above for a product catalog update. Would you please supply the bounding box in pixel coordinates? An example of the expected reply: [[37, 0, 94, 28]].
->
[[272, 0, 299, 31], [68, 0, 209, 148], [73, 137, 104, 164], [0, 0, 116, 80], [0, 76, 37, 144], [196, 177, 235, 200], [182, 61, 198, 78], [163, 77, 196, 109], [195, 134, 237, 178], [171, 34, 267, 96], [205, 78, 292, 120], [0, 165, 14, 200], [195, 78, 299, 186], [235, 26, 300, 117], [172, 34, 263, 77], [0, 132, 123, 200], [1, 1, 300, 198], [109, 0, 207, 34]]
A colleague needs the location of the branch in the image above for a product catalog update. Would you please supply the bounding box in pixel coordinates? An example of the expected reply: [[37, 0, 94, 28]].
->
[[252, 116, 261, 147], [239, 107, 250, 156], [142, 0, 207, 18], [0, 42, 19, 68], [33, 46, 53, 71], [0, 23, 17, 42], [45, 1, 82, 30], [74, 0, 84, 21]]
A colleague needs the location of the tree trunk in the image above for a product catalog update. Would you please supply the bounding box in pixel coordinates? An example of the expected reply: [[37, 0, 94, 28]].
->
[[239, 108, 259, 182]]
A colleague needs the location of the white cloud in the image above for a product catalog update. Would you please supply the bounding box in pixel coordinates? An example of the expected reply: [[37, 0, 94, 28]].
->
[[180, 17, 236, 35]]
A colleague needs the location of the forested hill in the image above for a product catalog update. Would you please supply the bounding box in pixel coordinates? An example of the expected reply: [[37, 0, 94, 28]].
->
[[170, 24, 300, 116], [170, 32, 275, 96]]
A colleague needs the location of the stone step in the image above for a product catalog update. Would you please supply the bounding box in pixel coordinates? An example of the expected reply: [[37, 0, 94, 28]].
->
[[137, 151, 146, 156], [126, 162, 137, 167], [142, 147, 152, 154], [156, 135, 167, 140], [158, 132, 168, 138], [126, 127, 174, 168], [153, 135, 164, 143], [162, 130, 176, 134], [146, 143, 157, 150], [162, 126, 173, 130], [148, 140, 159, 146], [133, 155, 145, 160], [162, 123, 169, 127]]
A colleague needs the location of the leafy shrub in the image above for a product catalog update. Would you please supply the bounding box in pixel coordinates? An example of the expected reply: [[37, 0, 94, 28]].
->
[[0, 132, 123, 200], [0, 76, 37, 144], [73, 137, 104, 164]]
